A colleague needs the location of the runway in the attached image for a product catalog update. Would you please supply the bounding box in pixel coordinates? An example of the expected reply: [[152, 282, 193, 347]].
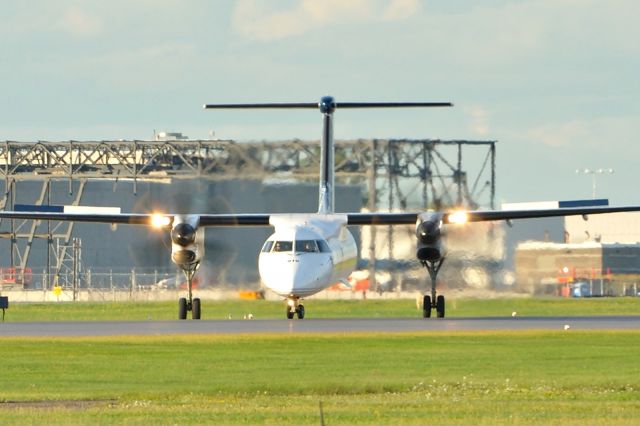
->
[[2, 316, 640, 337]]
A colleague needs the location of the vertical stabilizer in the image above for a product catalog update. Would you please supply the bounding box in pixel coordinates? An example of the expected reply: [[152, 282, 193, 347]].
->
[[203, 97, 453, 215], [318, 96, 336, 214]]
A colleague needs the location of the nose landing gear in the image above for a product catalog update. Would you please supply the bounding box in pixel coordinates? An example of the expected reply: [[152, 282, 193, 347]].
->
[[178, 264, 201, 320], [286, 297, 305, 319], [421, 258, 446, 318]]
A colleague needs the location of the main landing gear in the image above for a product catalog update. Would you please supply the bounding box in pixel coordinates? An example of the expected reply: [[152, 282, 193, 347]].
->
[[286, 297, 305, 319], [179, 266, 201, 320], [421, 258, 445, 318]]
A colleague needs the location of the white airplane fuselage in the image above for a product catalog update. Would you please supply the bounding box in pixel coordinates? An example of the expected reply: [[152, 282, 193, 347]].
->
[[258, 214, 357, 298]]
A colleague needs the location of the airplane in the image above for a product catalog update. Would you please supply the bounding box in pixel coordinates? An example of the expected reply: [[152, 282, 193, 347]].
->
[[2, 96, 640, 320]]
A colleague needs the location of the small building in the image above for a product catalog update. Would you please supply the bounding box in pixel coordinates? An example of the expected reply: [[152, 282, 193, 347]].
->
[[515, 241, 640, 296]]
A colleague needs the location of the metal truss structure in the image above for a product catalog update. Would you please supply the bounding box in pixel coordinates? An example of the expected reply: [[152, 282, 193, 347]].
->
[[0, 139, 497, 278]]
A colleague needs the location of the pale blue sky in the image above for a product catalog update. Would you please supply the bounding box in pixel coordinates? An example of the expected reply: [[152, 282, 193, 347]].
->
[[1, 0, 638, 205]]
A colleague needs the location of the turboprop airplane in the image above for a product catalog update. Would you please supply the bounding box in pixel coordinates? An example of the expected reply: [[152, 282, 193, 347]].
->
[[2, 96, 640, 320]]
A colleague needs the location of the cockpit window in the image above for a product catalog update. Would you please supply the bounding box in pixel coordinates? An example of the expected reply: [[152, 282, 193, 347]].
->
[[296, 240, 318, 253], [269, 240, 328, 253], [273, 241, 293, 252], [261, 241, 274, 253], [316, 239, 331, 253]]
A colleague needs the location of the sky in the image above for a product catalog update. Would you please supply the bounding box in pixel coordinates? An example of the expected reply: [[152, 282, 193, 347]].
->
[[1, 0, 639, 206]]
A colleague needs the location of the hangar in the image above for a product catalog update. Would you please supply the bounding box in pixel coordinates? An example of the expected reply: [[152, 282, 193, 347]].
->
[[0, 137, 496, 292]]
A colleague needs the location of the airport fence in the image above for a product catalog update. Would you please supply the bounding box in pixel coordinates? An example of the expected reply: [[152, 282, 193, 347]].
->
[[3, 269, 639, 303], [0, 269, 193, 301], [27, 269, 181, 291], [0, 269, 374, 303]]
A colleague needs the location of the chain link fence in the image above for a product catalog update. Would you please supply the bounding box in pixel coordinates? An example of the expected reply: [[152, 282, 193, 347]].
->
[[0, 269, 202, 302]]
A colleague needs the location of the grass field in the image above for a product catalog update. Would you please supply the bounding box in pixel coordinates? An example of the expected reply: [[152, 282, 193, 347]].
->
[[2, 298, 640, 424], [3, 296, 640, 321], [1, 331, 640, 425]]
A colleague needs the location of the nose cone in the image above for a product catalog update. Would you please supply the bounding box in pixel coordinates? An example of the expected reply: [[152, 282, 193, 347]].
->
[[259, 253, 333, 297]]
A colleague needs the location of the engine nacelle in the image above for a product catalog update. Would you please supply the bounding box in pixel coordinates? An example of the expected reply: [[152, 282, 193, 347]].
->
[[170, 215, 203, 271], [415, 212, 444, 262], [172, 249, 197, 264]]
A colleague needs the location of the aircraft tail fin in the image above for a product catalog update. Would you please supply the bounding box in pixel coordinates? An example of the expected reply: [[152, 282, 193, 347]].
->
[[204, 97, 453, 214]]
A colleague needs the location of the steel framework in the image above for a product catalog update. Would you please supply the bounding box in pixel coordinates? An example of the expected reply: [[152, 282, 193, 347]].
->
[[0, 139, 497, 276]]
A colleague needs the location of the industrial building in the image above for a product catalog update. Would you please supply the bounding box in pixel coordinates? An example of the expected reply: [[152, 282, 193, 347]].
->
[[0, 137, 497, 293], [2, 136, 637, 298], [514, 212, 640, 295]]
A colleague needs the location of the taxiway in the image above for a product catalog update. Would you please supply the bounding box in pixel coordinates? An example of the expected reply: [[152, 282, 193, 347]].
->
[[1, 316, 640, 337]]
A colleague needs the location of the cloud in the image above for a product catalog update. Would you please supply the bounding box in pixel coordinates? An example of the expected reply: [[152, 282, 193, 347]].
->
[[469, 106, 491, 136], [232, 0, 420, 41], [302, 0, 371, 22], [383, 0, 422, 21], [58, 6, 103, 37], [529, 120, 588, 148], [81, 42, 198, 90], [526, 115, 639, 150]]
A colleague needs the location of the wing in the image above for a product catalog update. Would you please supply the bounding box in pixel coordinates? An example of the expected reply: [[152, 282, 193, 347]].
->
[[347, 205, 640, 225], [0, 211, 271, 227], [462, 205, 640, 222], [1, 204, 640, 227], [0, 211, 153, 225]]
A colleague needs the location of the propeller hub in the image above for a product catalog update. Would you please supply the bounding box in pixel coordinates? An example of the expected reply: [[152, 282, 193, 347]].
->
[[171, 223, 196, 246], [416, 220, 441, 244]]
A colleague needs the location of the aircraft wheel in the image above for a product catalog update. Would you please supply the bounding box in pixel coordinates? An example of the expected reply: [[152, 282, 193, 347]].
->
[[436, 295, 445, 318], [192, 298, 201, 320], [178, 297, 187, 320], [286, 305, 295, 319], [296, 304, 305, 319], [422, 295, 431, 318]]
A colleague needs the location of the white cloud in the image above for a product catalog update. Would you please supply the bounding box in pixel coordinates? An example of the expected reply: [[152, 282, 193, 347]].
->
[[528, 120, 588, 148], [383, 0, 422, 21], [302, 0, 371, 22], [232, 0, 420, 41], [469, 106, 491, 136], [232, 1, 305, 41], [58, 6, 104, 37], [84, 42, 198, 89], [526, 115, 639, 151]]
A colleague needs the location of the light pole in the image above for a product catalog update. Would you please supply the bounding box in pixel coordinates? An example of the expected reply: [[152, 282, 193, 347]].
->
[[575, 168, 614, 199]]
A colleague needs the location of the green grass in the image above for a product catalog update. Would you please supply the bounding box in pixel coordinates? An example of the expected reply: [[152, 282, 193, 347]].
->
[[1, 332, 640, 424], [3, 297, 640, 321]]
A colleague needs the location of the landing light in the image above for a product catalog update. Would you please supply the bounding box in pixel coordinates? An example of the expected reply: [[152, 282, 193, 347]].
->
[[151, 214, 171, 228], [447, 211, 468, 224]]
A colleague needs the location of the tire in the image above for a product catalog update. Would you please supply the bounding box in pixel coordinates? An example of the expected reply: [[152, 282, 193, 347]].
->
[[178, 297, 187, 320], [436, 295, 445, 318], [296, 304, 305, 319], [192, 298, 201, 320], [286, 309, 294, 320], [422, 295, 431, 318]]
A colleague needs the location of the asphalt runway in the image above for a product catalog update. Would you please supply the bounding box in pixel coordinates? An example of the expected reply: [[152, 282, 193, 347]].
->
[[1, 316, 640, 337]]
